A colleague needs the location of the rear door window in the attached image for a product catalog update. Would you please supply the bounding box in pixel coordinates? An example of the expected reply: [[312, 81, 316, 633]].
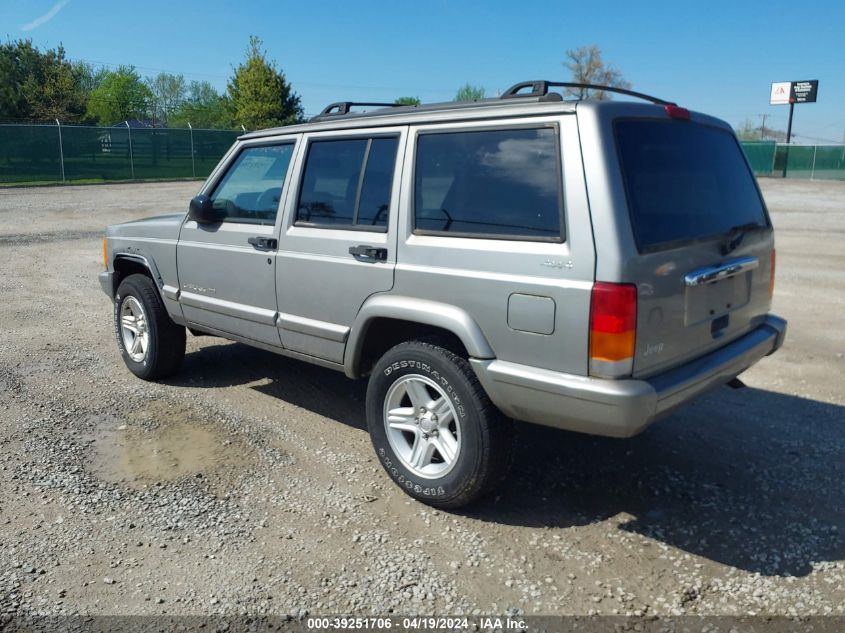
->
[[615, 120, 768, 252], [296, 136, 399, 229], [414, 127, 563, 240]]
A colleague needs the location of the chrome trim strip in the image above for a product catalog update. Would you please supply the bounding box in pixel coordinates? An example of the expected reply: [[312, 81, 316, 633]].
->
[[179, 291, 277, 326], [684, 256, 759, 287], [276, 311, 350, 343], [162, 285, 180, 301]]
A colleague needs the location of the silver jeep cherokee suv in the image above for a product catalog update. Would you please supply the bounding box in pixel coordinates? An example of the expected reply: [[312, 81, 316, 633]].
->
[[99, 80, 786, 508]]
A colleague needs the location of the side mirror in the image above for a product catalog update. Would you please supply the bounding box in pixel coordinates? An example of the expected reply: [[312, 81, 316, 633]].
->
[[188, 195, 218, 224]]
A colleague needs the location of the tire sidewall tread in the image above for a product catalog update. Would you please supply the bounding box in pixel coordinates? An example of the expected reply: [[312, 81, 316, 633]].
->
[[366, 339, 512, 509], [114, 274, 185, 380]]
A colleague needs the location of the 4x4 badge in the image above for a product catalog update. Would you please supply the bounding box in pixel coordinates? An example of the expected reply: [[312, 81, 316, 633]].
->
[[542, 260, 574, 269]]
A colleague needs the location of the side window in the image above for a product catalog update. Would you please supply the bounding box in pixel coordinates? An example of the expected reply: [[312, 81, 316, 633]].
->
[[414, 127, 563, 240], [210, 144, 294, 225], [296, 136, 399, 229]]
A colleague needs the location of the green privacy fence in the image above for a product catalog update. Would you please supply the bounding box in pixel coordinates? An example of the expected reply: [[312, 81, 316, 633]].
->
[[0, 123, 241, 185], [2, 124, 843, 184], [740, 141, 778, 176], [740, 141, 845, 180]]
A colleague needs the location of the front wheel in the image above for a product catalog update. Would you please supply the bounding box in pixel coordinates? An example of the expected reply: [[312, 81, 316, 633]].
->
[[366, 340, 512, 509], [114, 274, 186, 380]]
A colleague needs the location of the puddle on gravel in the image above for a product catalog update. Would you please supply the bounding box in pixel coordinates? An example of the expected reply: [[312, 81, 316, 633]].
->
[[87, 404, 253, 489]]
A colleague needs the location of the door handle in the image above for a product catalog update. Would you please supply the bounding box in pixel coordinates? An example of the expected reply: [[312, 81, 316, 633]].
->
[[248, 236, 278, 250], [349, 245, 387, 262], [684, 256, 758, 286]]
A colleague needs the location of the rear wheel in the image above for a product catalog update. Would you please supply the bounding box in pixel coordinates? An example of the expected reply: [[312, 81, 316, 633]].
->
[[366, 340, 512, 509], [114, 274, 185, 380]]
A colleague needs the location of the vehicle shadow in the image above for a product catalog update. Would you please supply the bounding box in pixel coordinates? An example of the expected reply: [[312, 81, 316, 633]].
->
[[169, 340, 845, 577], [169, 339, 368, 429], [467, 387, 845, 578]]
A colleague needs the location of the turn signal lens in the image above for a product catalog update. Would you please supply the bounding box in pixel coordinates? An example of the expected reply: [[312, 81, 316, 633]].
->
[[590, 282, 637, 378], [102, 238, 108, 270], [768, 249, 776, 300]]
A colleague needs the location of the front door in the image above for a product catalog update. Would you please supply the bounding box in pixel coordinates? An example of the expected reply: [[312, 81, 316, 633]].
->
[[177, 138, 297, 347], [275, 127, 406, 364]]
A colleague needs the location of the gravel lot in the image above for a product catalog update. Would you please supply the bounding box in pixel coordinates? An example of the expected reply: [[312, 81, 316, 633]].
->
[[0, 178, 843, 618]]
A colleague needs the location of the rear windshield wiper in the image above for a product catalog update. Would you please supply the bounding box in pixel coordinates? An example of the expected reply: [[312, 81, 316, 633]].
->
[[720, 222, 764, 255]]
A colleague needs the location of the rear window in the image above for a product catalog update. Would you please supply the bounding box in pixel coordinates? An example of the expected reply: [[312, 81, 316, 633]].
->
[[414, 127, 563, 240], [615, 120, 768, 252]]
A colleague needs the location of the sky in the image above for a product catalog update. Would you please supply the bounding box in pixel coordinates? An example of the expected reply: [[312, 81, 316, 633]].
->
[[2, 0, 844, 142]]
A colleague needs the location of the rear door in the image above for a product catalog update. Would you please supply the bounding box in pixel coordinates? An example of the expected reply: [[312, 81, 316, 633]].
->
[[394, 115, 596, 376], [274, 127, 406, 364], [611, 115, 774, 377]]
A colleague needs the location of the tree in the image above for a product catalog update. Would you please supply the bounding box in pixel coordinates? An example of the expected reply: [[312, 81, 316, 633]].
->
[[22, 45, 89, 122], [0, 40, 44, 121], [86, 66, 153, 125], [394, 96, 421, 106], [226, 36, 302, 129], [735, 119, 759, 141], [73, 61, 106, 95], [563, 45, 631, 100], [0, 39, 88, 122], [146, 72, 187, 125], [454, 83, 485, 102], [170, 81, 232, 129], [735, 119, 786, 142]]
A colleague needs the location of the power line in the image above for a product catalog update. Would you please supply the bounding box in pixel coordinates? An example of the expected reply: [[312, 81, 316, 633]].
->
[[791, 132, 842, 144], [73, 57, 230, 81], [70, 56, 455, 95]]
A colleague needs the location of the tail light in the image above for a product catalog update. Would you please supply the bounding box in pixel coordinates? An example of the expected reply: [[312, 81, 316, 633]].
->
[[590, 282, 637, 378], [665, 105, 690, 120], [768, 249, 776, 300]]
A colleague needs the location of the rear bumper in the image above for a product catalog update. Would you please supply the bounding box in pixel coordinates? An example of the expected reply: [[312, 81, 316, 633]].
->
[[471, 314, 787, 438]]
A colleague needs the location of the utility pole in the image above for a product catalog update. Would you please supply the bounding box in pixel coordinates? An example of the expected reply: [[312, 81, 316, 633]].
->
[[758, 114, 769, 139]]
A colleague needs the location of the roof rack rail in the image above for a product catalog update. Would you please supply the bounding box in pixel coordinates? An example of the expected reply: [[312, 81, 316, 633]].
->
[[313, 101, 402, 120], [501, 80, 675, 106]]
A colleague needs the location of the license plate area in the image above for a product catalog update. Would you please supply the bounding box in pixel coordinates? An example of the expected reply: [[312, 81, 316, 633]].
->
[[684, 272, 751, 326]]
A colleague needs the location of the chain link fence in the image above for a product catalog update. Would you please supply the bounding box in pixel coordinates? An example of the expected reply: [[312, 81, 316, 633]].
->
[[741, 141, 845, 180], [0, 123, 240, 185], [2, 124, 843, 185]]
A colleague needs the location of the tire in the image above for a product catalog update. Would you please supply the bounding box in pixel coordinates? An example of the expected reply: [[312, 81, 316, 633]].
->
[[114, 274, 186, 380], [366, 340, 512, 509]]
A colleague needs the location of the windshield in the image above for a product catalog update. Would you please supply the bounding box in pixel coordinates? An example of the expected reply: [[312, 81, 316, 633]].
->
[[615, 119, 768, 252]]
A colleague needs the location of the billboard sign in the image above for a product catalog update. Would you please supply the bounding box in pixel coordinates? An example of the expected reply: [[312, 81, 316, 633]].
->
[[770, 80, 819, 105], [791, 80, 818, 103], [770, 82, 791, 105]]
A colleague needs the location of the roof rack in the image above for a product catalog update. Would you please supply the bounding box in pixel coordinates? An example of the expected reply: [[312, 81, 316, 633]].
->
[[501, 80, 675, 106], [301, 81, 671, 127], [313, 101, 402, 121]]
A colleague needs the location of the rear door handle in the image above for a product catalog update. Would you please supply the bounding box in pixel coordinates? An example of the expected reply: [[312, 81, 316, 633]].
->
[[248, 236, 278, 250], [349, 245, 387, 262]]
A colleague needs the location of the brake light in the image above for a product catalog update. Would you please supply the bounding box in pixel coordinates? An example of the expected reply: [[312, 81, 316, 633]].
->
[[769, 249, 776, 300], [590, 282, 637, 378], [665, 104, 690, 120]]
